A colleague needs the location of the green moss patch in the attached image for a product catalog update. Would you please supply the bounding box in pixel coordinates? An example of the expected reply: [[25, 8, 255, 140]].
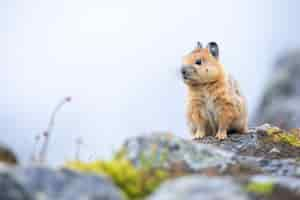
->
[[65, 158, 169, 199], [265, 127, 300, 147], [246, 181, 274, 195]]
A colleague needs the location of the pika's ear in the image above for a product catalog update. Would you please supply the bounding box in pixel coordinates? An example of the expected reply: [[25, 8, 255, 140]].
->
[[207, 42, 219, 59], [196, 41, 203, 49]]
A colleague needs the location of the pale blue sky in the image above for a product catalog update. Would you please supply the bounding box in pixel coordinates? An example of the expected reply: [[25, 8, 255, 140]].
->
[[1, 0, 300, 164]]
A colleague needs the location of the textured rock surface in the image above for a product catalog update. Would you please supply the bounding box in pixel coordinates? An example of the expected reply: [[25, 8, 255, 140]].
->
[[148, 176, 250, 200], [198, 124, 300, 176], [0, 166, 124, 200], [121, 133, 234, 172], [120, 125, 300, 177], [236, 156, 300, 177], [253, 49, 300, 129]]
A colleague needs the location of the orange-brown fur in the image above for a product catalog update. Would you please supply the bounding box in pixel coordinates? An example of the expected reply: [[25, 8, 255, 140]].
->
[[182, 42, 248, 140]]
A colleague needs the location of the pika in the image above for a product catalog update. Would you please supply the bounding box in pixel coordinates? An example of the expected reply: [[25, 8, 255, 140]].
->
[[181, 42, 248, 140]]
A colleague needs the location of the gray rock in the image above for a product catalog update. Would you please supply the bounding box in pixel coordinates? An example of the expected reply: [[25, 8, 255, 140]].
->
[[196, 124, 300, 176], [121, 129, 300, 177], [253, 49, 300, 129], [148, 175, 250, 200], [0, 169, 32, 200], [0, 165, 124, 200], [256, 98, 300, 130], [236, 156, 300, 177], [199, 130, 259, 156], [121, 133, 234, 172], [198, 124, 300, 159]]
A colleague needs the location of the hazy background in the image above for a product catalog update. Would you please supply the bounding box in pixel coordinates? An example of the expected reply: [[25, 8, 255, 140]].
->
[[1, 0, 300, 164]]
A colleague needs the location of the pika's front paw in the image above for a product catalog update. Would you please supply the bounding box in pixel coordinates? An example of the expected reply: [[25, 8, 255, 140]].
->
[[215, 131, 227, 140], [192, 130, 206, 140]]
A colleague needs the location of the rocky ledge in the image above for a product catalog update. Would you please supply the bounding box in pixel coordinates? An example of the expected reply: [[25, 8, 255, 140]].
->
[[1, 124, 300, 200], [120, 124, 300, 199]]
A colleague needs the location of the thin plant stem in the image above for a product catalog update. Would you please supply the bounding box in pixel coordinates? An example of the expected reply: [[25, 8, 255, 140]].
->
[[30, 134, 40, 162], [38, 96, 71, 163]]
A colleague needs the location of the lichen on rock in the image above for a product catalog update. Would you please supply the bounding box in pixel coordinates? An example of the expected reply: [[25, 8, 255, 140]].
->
[[263, 125, 300, 147]]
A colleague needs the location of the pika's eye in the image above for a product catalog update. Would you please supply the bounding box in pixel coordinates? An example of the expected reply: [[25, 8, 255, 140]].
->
[[195, 59, 202, 65]]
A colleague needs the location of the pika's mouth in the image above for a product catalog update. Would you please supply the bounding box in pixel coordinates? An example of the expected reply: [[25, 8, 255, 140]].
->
[[182, 75, 198, 84], [182, 74, 191, 80], [182, 73, 194, 81]]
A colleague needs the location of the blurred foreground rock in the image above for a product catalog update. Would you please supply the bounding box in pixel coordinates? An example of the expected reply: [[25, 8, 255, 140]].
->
[[148, 176, 250, 200], [0, 166, 123, 200], [253, 49, 300, 129], [148, 174, 300, 200]]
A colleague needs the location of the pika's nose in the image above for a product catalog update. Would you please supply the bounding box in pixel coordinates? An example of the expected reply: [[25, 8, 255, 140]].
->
[[181, 66, 196, 77]]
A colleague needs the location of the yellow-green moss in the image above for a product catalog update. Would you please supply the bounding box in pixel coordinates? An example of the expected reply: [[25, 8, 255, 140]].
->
[[265, 127, 300, 147], [246, 181, 274, 195], [65, 158, 169, 199]]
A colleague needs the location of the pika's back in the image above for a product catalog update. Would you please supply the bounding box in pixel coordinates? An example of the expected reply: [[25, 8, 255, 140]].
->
[[228, 75, 244, 98]]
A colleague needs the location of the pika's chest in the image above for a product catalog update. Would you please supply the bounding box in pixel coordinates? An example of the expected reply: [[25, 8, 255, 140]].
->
[[201, 94, 218, 123]]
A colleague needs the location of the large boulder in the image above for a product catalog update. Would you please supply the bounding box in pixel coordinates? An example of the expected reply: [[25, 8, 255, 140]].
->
[[253, 49, 300, 129]]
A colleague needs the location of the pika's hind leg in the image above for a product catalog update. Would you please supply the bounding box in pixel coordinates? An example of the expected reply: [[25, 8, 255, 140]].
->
[[215, 126, 228, 140], [231, 100, 248, 134], [194, 128, 206, 139]]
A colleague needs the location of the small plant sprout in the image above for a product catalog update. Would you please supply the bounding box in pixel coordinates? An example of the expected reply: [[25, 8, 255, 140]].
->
[[75, 137, 83, 161], [38, 96, 72, 163], [30, 134, 41, 162]]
